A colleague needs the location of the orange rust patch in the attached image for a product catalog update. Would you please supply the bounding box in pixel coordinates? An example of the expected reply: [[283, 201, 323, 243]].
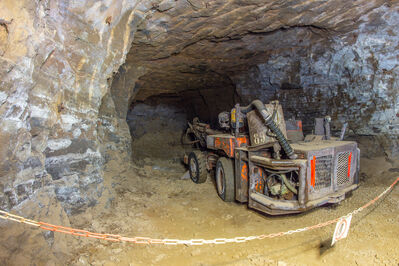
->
[[252, 167, 265, 193], [236, 136, 248, 147], [214, 137, 234, 157], [241, 162, 248, 181]]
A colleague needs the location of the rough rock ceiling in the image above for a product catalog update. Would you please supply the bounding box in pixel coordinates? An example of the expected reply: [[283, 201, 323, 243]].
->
[[126, 0, 387, 100]]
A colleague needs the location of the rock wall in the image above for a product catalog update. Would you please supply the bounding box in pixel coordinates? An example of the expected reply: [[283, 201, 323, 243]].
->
[[125, 0, 389, 100], [232, 5, 399, 158], [0, 0, 161, 226], [127, 98, 188, 163], [0, 0, 162, 263]]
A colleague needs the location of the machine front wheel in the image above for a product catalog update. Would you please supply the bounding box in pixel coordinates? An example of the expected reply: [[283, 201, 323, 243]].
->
[[188, 151, 207, 183], [215, 157, 235, 202]]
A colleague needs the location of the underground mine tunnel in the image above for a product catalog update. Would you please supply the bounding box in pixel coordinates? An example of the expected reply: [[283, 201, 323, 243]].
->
[[0, 0, 399, 265]]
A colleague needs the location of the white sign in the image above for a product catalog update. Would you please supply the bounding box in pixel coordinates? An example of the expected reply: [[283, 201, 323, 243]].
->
[[331, 214, 352, 246]]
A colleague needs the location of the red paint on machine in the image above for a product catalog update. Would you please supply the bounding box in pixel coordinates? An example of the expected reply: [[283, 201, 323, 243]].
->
[[311, 156, 316, 187], [347, 152, 352, 177]]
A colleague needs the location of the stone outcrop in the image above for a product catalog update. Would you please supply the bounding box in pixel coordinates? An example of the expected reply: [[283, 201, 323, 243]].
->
[[0, 0, 155, 215], [232, 5, 399, 157], [126, 0, 389, 98], [0, 0, 153, 263]]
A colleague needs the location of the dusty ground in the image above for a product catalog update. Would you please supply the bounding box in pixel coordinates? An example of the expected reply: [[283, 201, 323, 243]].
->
[[64, 149, 399, 266]]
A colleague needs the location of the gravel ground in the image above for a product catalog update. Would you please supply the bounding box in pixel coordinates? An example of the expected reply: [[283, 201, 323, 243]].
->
[[70, 155, 399, 265]]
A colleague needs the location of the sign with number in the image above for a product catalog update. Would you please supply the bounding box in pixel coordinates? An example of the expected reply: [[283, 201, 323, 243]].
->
[[253, 131, 267, 145], [331, 214, 352, 246]]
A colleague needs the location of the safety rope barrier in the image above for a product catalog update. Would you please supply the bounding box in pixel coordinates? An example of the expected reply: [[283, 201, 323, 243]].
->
[[0, 177, 398, 245]]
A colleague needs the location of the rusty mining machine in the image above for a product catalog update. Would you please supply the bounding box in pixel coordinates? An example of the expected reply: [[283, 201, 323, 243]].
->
[[183, 99, 359, 215]]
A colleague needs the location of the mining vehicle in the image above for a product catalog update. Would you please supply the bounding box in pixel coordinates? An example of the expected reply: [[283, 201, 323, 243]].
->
[[183, 100, 359, 215]]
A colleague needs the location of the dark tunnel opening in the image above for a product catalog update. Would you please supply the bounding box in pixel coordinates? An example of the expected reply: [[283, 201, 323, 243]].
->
[[125, 78, 239, 169]]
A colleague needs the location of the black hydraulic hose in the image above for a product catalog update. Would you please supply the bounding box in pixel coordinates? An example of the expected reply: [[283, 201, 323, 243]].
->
[[240, 99, 265, 114], [241, 100, 297, 160], [265, 117, 297, 159]]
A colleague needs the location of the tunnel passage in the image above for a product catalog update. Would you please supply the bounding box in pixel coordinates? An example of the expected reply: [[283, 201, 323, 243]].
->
[[112, 1, 399, 166], [1, 0, 399, 264], [111, 1, 397, 167], [126, 94, 188, 166], [125, 82, 237, 168]]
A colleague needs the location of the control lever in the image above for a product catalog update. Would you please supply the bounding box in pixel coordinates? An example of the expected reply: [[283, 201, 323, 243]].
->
[[324, 116, 331, 140], [340, 122, 348, 140]]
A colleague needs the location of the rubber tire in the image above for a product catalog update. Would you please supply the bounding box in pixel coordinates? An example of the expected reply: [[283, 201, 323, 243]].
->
[[188, 151, 207, 184], [215, 157, 235, 202]]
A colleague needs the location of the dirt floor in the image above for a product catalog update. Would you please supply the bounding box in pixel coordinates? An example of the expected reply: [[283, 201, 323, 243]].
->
[[64, 150, 399, 266]]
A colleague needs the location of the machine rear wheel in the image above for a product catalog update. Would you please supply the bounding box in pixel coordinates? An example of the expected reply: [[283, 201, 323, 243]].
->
[[215, 157, 235, 202], [188, 151, 207, 183]]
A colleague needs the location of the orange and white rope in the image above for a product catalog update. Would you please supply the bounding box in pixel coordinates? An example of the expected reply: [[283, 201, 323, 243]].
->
[[0, 177, 398, 245]]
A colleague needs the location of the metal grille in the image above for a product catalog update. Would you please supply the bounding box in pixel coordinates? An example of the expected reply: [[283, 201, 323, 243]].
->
[[315, 155, 333, 190], [337, 152, 351, 186]]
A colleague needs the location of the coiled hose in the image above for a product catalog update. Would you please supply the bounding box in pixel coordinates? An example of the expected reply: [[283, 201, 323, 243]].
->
[[241, 100, 297, 160]]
